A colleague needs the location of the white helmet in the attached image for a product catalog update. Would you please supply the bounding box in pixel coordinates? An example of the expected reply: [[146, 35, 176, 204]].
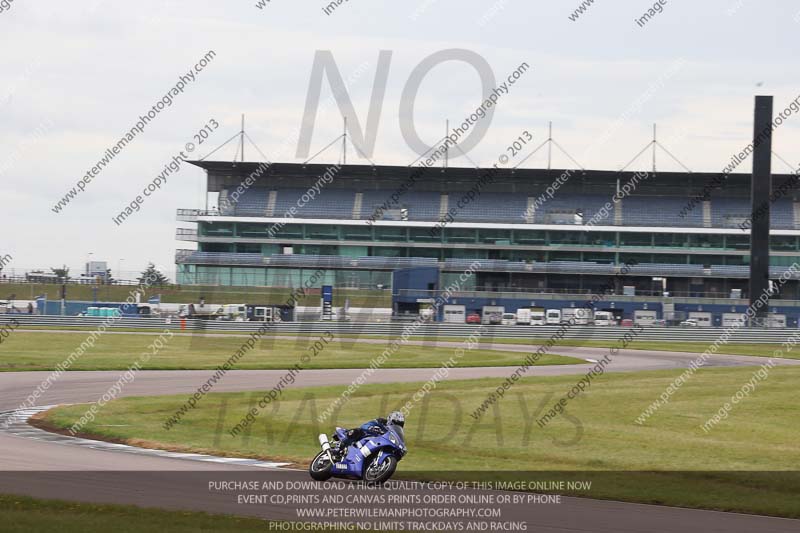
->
[[387, 411, 405, 427]]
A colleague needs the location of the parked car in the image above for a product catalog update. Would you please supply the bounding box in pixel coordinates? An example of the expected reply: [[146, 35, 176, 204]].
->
[[680, 319, 698, 327], [466, 313, 481, 324], [621, 319, 634, 327]]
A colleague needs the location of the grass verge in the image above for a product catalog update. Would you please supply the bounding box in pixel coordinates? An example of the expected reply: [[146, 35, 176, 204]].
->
[[41, 366, 800, 517], [0, 493, 302, 532], [0, 331, 582, 371]]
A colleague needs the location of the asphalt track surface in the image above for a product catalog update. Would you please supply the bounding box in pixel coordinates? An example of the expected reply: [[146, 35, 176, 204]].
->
[[1, 334, 799, 532]]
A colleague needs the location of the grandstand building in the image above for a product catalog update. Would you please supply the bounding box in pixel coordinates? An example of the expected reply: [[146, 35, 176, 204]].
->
[[176, 161, 800, 325]]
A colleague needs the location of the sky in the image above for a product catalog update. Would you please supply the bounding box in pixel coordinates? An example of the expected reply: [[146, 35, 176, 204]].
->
[[1, 0, 799, 279]]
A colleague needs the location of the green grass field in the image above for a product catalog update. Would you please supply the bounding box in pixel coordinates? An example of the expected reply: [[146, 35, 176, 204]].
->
[[492, 338, 800, 359], [10, 324, 800, 361], [0, 493, 325, 532], [0, 331, 582, 371], [42, 366, 800, 517]]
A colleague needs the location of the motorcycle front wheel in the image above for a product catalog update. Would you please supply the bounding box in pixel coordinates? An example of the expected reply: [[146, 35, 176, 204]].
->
[[363, 454, 397, 483], [309, 450, 334, 481]]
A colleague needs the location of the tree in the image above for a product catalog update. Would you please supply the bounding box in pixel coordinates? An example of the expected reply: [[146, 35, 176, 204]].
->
[[50, 266, 70, 282], [139, 263, 170, 287], [103, 268, 114, 285]]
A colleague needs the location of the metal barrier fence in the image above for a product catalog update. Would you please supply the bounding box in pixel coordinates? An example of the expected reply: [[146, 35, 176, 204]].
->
[[1, 315, 798, 343]]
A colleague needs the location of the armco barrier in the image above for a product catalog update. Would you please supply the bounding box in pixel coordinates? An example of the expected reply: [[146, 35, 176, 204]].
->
[[0, 315, 798, 343]]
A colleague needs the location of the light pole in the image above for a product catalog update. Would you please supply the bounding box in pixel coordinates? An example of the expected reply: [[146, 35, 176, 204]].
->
[[118, 259, 125, 284]]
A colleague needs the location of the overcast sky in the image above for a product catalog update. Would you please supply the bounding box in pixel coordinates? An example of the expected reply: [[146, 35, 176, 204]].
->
[[1, 0, 799, 279]]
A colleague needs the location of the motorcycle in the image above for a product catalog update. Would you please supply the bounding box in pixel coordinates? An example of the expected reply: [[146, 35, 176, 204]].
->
[[309, 422, 407, 483]]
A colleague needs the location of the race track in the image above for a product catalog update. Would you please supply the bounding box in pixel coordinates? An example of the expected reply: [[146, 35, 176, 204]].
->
[[1, 341, 799, 532]]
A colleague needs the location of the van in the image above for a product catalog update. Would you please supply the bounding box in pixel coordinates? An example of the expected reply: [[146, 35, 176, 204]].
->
[[515, 308, 532, 325], [546, 309, 561, 325], [594, 311, 614, 326], [531, 307, 546, 326], [501, 313, 517, 326]]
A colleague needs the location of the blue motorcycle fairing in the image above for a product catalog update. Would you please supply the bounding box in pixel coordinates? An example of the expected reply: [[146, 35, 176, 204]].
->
[[328, 424, 405, 479]]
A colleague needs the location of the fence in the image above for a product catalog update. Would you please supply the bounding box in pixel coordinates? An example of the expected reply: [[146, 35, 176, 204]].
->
[[1, 315, 798, 343]]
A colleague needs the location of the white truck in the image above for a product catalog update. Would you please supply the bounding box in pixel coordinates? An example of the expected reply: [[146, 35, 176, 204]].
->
[[767, 313, 787, 329], [593, 311, 615, 326], [530, 307, 546, 326], [573, 308, 593, 325], [633, 310, 658, 326], [687, 311, 712, 327], [515, 308, 532, 325], [443, 305, 466, 323], [722, 313, 746, 328], [546, 309, 561, 325]]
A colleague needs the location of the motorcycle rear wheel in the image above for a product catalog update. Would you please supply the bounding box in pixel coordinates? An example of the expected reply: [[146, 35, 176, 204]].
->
[[309, 450, 334, 481], [363, 455, 397, 483]]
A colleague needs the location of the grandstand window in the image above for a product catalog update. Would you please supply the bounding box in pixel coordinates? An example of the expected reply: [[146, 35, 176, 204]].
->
[[445, 248, 487, 259], [342, 226, 373, 240], [511, 250, 545, 262], [770, 235, 797, 251], [722, 234, 748, 250], [410, 227, 441, 243], [689, 255, 719, 265], [413, 248, 442, 260], [274, 224, 303, 239], [339, 245, 369, 257], [549, 231, 585, 245], [619, 253, 653, 264], [478, 229, 511, 244], [202, 243, 234, 252], [235, 243, 261, 254], [231, 268, 265, 286], [654, 233, 688, 248], [444, 228, 476, 244], [725, 255, 748, 265], [689, 234, 724, 249], [770, 256, 798, 267], [262, 244, 280, 255], [374, 227, 408, 241], [550, 251, 581, 262], [307, 225, 340, 240], [372, 246, 407, 258], [583, 252, 615, 264], [198, 266, 231, 285], [585, 232, 617, 247], [237, 224, 270, 238], [299, 245, 339, 256], [513, 230, 545, 245], [201, 222, 234, 237], [619, 233, 652, 247]]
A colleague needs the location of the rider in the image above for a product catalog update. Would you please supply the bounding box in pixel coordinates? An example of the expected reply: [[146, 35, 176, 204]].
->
[[336, 411, 405, 457]]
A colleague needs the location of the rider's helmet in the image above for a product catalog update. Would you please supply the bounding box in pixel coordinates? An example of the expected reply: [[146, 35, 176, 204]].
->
[[387, 411, 405, 427]]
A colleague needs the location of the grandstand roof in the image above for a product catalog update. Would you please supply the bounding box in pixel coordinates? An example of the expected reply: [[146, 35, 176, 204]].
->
[[188, 160, 797, 197]]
